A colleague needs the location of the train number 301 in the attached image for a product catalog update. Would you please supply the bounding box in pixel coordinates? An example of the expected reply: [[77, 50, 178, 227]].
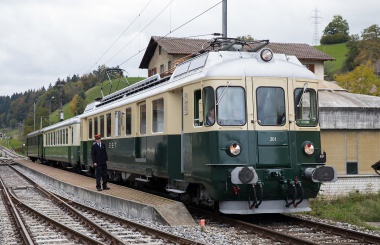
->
[[270, 137, 277, 142]]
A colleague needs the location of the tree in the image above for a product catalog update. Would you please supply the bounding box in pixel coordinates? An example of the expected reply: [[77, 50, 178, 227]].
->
[[334, 61, 380, 96], [344, 34, 361, 71], [69, 94, 86, 115], [355, 24, 380, 74], [236, 35, 254, 41], [320, 15, 350, 44]]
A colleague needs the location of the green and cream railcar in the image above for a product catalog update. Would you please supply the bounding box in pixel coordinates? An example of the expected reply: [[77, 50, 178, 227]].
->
[[42, 116, 81, 168], [80, 42, 337, 214], [26, 130, 43, 162]]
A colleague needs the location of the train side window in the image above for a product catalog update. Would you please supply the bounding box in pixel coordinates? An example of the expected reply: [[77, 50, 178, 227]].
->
[[106, 113, 111, 137], [203, 86, 215, 126], [115, 111, 122, 137], [65, 128, 68, 145], [294, 88, 318, 126], [140, 104, 146, 135], [153, 98, 164, 133], [89, 119, 93, 139], [256, 87, 286, 126], [216, 86, 246, 126], [125, 108, 132, 135], [194, 90, 202, 126], [94, 117, 98, 136], [100, 115, 105, 137]]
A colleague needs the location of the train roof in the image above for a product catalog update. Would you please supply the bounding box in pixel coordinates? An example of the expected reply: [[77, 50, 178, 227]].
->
[[27, 116, 81, 137], [82, 49, 316, 117]]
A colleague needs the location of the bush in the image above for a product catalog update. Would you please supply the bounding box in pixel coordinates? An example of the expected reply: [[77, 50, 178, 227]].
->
[[320, 33, 350, 45]]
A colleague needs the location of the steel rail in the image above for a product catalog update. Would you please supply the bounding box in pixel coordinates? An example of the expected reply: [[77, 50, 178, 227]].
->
[[0, 177, 34, 245], [282, 214, 380, 244], [59, 195, 205, 245], [188, 206, 319, 245]]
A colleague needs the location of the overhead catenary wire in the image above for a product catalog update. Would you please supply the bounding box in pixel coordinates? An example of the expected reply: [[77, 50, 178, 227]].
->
[[86, 0, 153, 74], [104, 0, 176, 65], [118, 0, 223, 67]]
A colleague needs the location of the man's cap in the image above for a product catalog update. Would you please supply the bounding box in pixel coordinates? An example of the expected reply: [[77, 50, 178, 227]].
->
[[95, 134, 101, 139]]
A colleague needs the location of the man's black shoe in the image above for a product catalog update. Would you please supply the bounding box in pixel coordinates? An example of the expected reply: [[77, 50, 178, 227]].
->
[[97, 188, 102, 191], [103, 187, 110, 190]]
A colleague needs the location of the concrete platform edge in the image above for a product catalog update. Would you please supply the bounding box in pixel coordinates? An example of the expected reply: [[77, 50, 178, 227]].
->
[[16, 163, 172, 226]]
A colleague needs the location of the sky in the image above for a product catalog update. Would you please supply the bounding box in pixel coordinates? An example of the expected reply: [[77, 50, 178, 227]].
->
[[0, 0, 378, 96]]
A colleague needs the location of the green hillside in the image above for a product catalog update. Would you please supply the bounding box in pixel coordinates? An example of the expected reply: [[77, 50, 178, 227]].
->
[[50, 77, 145, 124], [314, 43, 348, 74]]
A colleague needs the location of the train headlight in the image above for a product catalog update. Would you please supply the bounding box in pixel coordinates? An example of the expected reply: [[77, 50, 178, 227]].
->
[[302, 141, 315, 156], [226, 141, 241, 156], [260, 48, 273, 62]]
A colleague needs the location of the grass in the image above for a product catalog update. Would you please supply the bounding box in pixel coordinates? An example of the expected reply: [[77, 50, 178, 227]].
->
[[314, 43, 348, 74], [309, 191, 380, 230]]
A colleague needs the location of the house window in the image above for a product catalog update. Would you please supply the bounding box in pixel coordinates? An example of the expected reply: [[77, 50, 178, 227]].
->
[[168, 61, 172, 70], [346, 162, 358, 174], [159, 46, 162, 55], [149, 67, 157, 76], [305, 64, 315, 73], [160, 64, 164, 73]]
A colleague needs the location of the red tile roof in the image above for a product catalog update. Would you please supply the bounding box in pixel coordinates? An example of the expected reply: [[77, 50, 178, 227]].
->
[[139, 36, 335, 69]]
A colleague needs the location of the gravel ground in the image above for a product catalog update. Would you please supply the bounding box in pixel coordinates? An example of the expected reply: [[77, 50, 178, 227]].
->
[[13, 165, 380, 244]]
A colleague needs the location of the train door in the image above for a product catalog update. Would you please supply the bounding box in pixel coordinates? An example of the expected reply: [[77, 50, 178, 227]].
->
[[251, 78, 291, 168]]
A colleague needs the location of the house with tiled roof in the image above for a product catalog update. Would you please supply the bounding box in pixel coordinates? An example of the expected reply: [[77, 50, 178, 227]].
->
[[139, 36, 335, 80]]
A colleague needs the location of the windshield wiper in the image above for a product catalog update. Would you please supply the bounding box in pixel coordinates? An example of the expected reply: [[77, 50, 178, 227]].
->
[[216, 80, 232, 105], [297, 82, 308, 107]]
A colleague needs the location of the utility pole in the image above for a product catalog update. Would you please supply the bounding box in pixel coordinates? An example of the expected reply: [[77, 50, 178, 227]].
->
[[310, 7, 322, 46], [57, 80, 64, 122], [222, 0, 227, 38], [33, 99, 38, 131]]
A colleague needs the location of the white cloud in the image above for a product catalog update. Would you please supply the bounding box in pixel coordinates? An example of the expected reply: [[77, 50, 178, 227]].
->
[[0, 0, 379, 96]]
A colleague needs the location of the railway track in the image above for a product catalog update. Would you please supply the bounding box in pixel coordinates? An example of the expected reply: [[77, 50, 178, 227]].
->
[[0, 161, 203, 245], [189, 206, 380, 244], [0, 145, 24, 159]]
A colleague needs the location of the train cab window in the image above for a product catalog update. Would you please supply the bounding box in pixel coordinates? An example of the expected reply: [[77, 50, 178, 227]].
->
[[115, 111, 122, 136], [100, 115, 105, 137], [140, 104, 147, 135], [94, 117, 98, 136], [106, 113, 111, 137], [216, 86, 246, 126], [125, 108, 132, 135], [89, 119, 93, 139], [203, 87, 215, 126], [256, 87, 286, 126], [194, 90, 202, 126], [294, 87, 318, 126], [153, 99, 164, 133]]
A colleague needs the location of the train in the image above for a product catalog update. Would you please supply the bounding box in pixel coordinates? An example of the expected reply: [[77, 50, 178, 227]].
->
[[27, 38, 337, 214]]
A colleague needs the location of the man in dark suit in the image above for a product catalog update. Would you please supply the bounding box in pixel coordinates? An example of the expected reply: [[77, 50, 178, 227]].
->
[[91, 134, 110, 191]]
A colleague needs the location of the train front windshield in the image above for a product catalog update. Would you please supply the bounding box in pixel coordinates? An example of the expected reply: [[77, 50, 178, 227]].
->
[[216, 86, 246, 126], [256, 87, 286, 126]]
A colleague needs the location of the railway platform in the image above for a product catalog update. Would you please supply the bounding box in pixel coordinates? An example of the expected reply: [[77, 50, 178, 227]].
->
[[13, 158, 195, 227]]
